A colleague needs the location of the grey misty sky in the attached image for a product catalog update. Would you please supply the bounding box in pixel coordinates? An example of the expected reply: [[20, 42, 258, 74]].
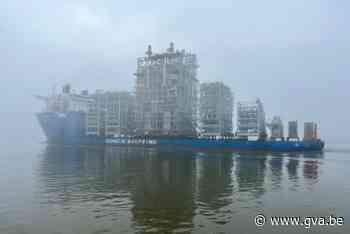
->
[[1, 0, 349, 144]]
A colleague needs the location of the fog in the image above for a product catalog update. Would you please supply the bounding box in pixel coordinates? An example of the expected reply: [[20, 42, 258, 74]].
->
[[1, 0, 349, 145]]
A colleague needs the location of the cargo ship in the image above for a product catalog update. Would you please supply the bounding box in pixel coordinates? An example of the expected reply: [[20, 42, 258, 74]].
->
[[36, 44, 324, 152], [36, 84, 324, 152]]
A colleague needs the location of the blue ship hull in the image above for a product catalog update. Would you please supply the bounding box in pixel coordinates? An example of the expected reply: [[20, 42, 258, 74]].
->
[[37, 112, 325, 152], [100, 137, 324, 152], [37, 112, 86, 144]]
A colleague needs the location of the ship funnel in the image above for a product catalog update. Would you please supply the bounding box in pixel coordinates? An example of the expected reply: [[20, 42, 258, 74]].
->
[[62, 84, 71, 94]]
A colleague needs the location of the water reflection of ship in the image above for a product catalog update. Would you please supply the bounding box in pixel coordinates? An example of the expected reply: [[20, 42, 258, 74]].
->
[[268, 153, 284, 190], [38, 146, 114, 200], [105, 147, 197, 233], [302, 152, 323, 183], [195, 153, 234, 224], [235, 153, 267, 198], [38, 146, 323, 232], [286, 153, 300, 180], [196, 154, 234, 205]]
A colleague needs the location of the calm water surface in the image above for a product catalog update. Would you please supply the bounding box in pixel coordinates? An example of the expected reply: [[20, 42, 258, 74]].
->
[[1, 144, 349, 233]]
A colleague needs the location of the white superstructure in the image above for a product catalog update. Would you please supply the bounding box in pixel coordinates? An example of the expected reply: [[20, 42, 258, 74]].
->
[[35, 84, 93, 113]]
